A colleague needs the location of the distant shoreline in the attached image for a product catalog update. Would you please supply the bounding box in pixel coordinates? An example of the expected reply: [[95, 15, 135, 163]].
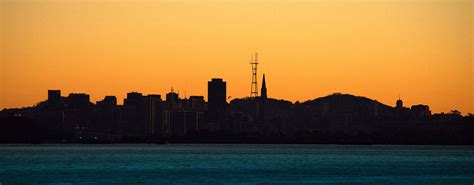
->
[[1, 140, 473, 145]]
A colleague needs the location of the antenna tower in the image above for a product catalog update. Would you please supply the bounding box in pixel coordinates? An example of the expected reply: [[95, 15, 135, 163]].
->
[[250, 52, 259, 97]]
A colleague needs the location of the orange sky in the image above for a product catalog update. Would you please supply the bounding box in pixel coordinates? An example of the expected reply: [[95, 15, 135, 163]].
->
[[1, 0, 472, 114]]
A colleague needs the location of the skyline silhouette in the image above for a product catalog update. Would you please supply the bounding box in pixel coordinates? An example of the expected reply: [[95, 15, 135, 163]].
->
[[2, 75, 470, 116], [1, 1, 473, 184], [1, 0, 472, 114], [1, 66, 471, 115], [1, 74, 473, 144]]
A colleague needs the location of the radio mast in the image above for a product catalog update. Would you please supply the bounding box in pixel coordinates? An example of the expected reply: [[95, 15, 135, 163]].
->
[[250, 52, 259, 97]]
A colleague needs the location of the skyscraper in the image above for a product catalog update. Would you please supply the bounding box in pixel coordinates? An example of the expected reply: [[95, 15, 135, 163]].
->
[[166, 89, 179, 109], [208, 78, 227, 112], [189, 96, 206, 112], [145, 94, 163, 137], [123, 92, 145, 136], [96, 96, 118, 133]]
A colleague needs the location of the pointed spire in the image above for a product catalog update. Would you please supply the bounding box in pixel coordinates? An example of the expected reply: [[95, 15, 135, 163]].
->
[[260, 73, 267, 99]]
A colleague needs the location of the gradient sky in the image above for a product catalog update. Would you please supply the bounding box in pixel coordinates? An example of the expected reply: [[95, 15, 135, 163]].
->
[[1, 0, 472, 114]]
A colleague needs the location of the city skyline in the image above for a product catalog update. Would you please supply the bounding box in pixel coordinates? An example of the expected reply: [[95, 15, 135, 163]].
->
[[1, 71, 471, 115], [1, 0, 472, 114], [2, 67, 470, 115], [1, 74, 449, 116], [0, 1, 473, 184], [2, 75, 471, 145]]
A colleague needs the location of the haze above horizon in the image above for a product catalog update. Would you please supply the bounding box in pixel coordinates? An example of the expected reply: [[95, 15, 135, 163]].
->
[[1, 0, 472, 114]]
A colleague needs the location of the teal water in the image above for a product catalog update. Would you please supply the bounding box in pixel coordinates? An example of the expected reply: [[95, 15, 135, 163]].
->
[[0, 144, 473, 184]]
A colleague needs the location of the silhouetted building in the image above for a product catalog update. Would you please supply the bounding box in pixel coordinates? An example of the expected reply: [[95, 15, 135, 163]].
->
[[207, 78, 227, 130], [258, 74, 268, 125], [125, 92, 143, 103], [122, 92, 146, 136], [61, 93, 94, 135], [184, 111, 200, 134], [145, 94, 164, 137], [411, 104, 431, 118], [120, 93, 166, 138], [260, 74, 267, 99], [189, 96, 206, 112], [166, 90, 179, 109], [3, 70, 474, 145], [180, 97, 189, 110], [97, 96, 117, 107], [46, 90, 63, 110], [66, 93, 91, 110], [167, 111, 185, 137], [396, 98, 403, 110], [96, 96, 118, 133], [208, 78, 227, 112], [48, 90, 61, 103]]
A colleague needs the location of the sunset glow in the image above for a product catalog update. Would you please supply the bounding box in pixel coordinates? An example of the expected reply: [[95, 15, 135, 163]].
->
[[1, 0, 472, 114]]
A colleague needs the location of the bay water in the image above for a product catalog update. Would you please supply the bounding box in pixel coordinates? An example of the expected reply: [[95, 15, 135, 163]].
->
[[0, 144, 473, 184]]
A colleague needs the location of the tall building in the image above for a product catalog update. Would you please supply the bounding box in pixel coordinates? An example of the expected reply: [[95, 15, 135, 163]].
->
[[47, 90, 63, 110], [122, 92, 165, 137], [208, 78, 227, 112], [66, 93, 91, 110], [62, 93, 92, 134], [145, 94, 163, 137], [208, 78, 227, 130], [260, 74, 267, 99], [166, 89, 179, 109], [123, 92, 145, 136], [189, 96, 206, 112], [96, 96, 118, 133]]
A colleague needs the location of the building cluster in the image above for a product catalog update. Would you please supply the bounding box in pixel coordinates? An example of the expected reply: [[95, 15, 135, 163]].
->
[[30, 78, 235, 141], [1, 75, 473, 144], [1, 52, 472, 144]]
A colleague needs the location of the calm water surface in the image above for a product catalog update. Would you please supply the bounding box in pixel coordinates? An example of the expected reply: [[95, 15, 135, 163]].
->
[[0, 144, 473, 184]]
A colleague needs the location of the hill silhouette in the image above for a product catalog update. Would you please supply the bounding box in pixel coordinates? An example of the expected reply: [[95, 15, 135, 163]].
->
[[301, 93, 392, 114], [0, 90, 473, 144]]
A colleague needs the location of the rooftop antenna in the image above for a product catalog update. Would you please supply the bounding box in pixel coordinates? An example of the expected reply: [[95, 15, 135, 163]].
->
[[250, 52, 259, 97]]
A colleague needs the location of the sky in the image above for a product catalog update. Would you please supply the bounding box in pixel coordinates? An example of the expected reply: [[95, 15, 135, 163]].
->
[[1, 0, 472, 114]]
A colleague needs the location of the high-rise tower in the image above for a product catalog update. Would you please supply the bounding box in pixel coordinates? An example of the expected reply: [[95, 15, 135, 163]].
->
[[250, 52, 259, 97], [208, 78, 227, 112]]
